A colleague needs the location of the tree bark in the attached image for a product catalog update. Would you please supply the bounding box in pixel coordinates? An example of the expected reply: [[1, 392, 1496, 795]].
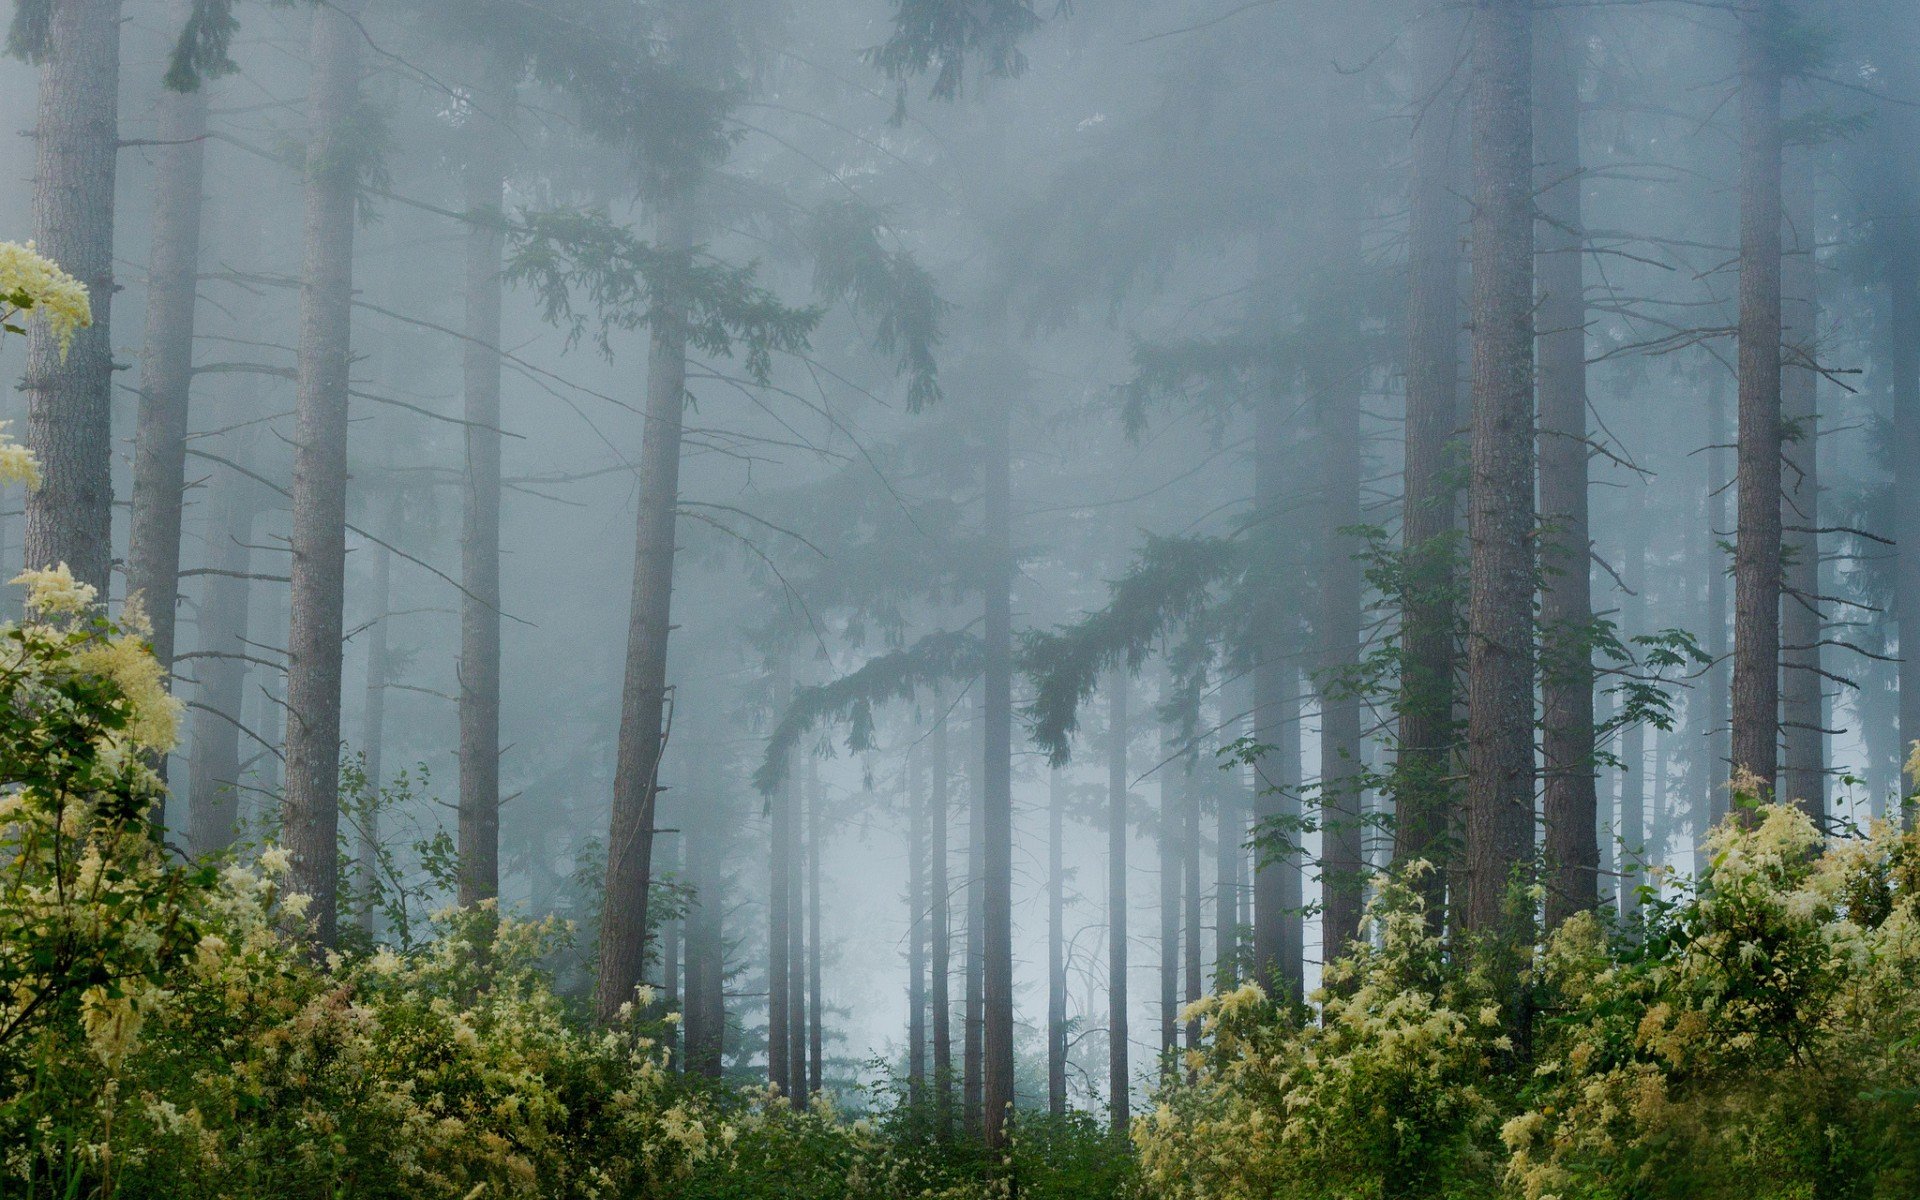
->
[[129, 0, 208, 682], [981, 390, 1016, 1149], [909, 743, 928, 1100], [768, 667, 792, 1095], [1698, 372, 1733, 865], [963, 692, 984, 1134], [1779, 154, 1824, 827], [458, 56, 514, 908], [1535, 10, 1599, 930], [1463, 0, 1537, 937], [1158, 733, 1180, 1084], [1047, 765, 1067, 1116], [187, 473, 256, 857], [282, 0, 366, 946], [807, 772, 823, 1094], [930, 707, 954, 1130], [1105, 673, 1129, 1132], [22, 0, 123, 596], [1729, 0, 1785, 800], [1252, 389, 1305, 1002], [1390, 0, 1459, 906], [1182, 753, 1202, 1058], [1619, 488, 1647, 925], [788, 762, 808, 1105], [1214, 698, 1244, 986], [594, 200, 694, 1021], [357, 526, 391, 938]]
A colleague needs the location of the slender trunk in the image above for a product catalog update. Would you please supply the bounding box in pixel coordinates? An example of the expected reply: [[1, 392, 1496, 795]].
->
[[1105, 673, 1129, 1131], [1157, 729, 1180, 1084], [807, 776, 823, 1095], [931, 708, 954, 1130], [1214, 708, 1243, 987], [788, 762, 808, 1105], [1701, 373, 1733, 856], [458, 57, 513, 907], [1463, 0, 1537, 936], [1047, 766, 1067, 1116], [1894, 174, 1920, 806], [282, 0, 366, 946], [1252, 390, 1305, 1002], [594, 200, 694, 1020], [1313, 393, 1363, 960], [1729, 0, 1785, 799], [358, 530, 391, 938], [187, 475, 256, 856], [129, 5, 208, 679], [1780, 155, 1824, 827], [963, 692, 984, 1134], [981, 391, 1016, 1149], [1536, 9, 1599, 930], [1620, 494, 1646, 924], [685, 804, 724, 1077], [1181, 754, 1202, 1056], [909, 744, 928, 1099], [768, 672, 792, 1095], [21, 0, 123, 595]]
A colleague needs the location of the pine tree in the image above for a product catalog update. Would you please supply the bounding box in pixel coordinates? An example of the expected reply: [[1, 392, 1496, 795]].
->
[[1463, 0, 1538, 936]]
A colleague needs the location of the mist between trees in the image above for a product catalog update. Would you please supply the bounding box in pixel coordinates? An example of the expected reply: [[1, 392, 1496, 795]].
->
[[2, 0, 1920, 1197]]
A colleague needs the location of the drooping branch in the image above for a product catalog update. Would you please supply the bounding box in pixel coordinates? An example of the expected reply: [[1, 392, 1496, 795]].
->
[[755, 630, 984, 795]]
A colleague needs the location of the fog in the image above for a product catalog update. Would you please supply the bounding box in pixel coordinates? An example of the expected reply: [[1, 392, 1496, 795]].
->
[[3, 0, 1915, 1126]]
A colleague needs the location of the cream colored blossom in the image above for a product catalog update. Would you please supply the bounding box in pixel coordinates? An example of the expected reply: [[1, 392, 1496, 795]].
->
[[13, 562, 96, 617], [0, 241, 91, 357]]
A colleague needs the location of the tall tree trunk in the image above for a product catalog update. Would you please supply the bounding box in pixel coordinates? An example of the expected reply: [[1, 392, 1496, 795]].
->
[[682, 801, 712, 1074], [981, 390, 1016, 1149], [807, 775, 823, 1095], [1105, 673, 1129, 1132], [1780, 155, 1824, 826], [1729, 0, 1785, 799], [963, 692, 984, 1134], [1157, 732, 1179, 1085], [187, 473, 256, 857], [1894, 176, 1920, 806], [458, 57, 513, 908], [1314, 123, 1367, 963], [358, 528, 391, 938], [1252, 388, 1305, 1002], [21, 0, 123, 595], [282, 0, 367, 946], [1463, 0, 1537, 937], [128, 2, 207, 682], [768, 670, 792, 1095], [909, 744, 928, 1100], [1373, 17, 1477, 894], [1698, 373, 1733, 864], [1047, 765, 1067, 1116], [1215, 699, 1244, 985], [1620, 491, 1646, 925], [788, 762, 808, 1105], [1182, 756, 1202, 1056], [594, 200, 694, 1020], [930, 707, 954, 1130], [1536, 9, 1599, 930]]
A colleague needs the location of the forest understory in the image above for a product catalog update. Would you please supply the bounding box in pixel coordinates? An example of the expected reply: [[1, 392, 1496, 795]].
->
[[3, 0, 1920, 1197]]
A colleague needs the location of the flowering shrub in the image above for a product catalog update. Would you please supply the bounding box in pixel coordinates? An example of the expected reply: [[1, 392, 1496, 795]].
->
[[1507, 805, 1920, 1199], [1135, 870, 1509, 1200], [0, 239, 92, 358]]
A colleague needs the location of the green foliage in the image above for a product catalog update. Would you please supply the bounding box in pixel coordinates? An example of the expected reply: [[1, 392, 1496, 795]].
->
[[806, 199, 945, 411], [163, 0, 242, 92], [4, 0, 50, 63], [755, 630, 983, 794], [867, 0, 1043, 104], [1021, 535, 1241, 765], [509, 208, 819, 379]]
